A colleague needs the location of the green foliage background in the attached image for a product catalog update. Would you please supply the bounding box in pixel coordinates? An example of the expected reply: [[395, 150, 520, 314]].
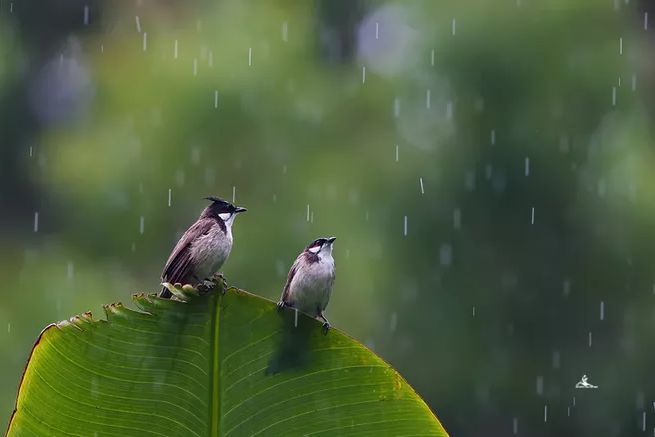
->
[[1, 0, 654, 435]]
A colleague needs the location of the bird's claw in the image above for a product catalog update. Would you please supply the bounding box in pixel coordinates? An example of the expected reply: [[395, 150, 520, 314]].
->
[[276, 301, 286, 312], [321, 321, 331, 335], [211, 273, 228, 294], [196, 280, 216, 294]]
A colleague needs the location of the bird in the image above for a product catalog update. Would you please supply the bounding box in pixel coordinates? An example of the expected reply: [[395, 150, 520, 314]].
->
[[159, 196, 247, 298], [277, 237, 336, 331]]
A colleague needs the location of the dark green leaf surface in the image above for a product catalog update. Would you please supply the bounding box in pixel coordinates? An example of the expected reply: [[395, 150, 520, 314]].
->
[[7, 286, 447, 436]]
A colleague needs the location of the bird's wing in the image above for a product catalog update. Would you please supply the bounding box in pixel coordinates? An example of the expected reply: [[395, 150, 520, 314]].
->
[[162, 218, 214, 284], [280, 254, 304, 304]]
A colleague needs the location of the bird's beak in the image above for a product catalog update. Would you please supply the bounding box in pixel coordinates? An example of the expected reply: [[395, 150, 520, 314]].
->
[[327, 237, 336, 244], [234, 206, 247, 213]]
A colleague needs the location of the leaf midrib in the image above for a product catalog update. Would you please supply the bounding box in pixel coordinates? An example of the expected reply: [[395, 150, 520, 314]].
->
[[210, 293, 222, 436]]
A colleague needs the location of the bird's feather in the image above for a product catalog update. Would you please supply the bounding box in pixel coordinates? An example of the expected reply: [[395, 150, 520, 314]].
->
[[280, 254, 303, 304], [159, 218, 214, 297]]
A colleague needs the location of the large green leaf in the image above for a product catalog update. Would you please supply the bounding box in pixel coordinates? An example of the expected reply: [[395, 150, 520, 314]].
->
[[7, 284, 447, 436]]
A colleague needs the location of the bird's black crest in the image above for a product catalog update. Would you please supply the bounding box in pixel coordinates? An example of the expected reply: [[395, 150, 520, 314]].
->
[[204, 196, 236, 213]]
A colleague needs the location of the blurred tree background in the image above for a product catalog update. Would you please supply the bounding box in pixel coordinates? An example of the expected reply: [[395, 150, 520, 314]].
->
[[1, 0, 655, 435]]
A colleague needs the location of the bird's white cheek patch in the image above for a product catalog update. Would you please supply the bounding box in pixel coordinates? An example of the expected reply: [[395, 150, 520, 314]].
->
[[308, 245, 320, 254], [219, 213, 231, 221]]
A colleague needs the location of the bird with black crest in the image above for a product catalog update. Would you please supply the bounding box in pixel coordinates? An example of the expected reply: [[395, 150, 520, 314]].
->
[[159, 196, 247, 298]]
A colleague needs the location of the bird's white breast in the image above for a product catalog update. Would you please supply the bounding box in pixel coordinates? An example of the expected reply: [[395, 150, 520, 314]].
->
[[289, 253, 335, 314], [189, 223, 232, 279]]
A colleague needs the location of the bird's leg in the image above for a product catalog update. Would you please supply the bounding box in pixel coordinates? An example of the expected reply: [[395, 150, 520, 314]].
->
[[317, 311, 331, 334], [276, 300, 286, 312], [211, 272, 228, 294]]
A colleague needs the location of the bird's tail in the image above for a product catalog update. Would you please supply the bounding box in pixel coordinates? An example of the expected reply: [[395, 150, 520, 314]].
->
[[158, 286, 172, 299]]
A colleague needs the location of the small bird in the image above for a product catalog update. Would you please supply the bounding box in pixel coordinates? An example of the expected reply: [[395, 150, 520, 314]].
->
[[159, 196, 247, 298], [277, 237, 336, 331]]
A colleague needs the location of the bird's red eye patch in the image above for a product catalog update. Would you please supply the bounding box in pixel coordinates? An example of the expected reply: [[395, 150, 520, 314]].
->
[[308, 239, 325, 252]]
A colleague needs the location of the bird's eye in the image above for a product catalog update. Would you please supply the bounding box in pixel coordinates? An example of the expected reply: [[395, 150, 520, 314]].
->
[[218, 212, 232, 221]]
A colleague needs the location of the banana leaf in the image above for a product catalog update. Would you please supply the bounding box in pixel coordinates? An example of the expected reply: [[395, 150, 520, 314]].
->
[[7, 283, 447, 436]]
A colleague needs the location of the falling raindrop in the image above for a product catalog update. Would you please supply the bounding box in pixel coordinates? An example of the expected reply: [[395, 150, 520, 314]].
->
[[193, 58, 198, 76], [375, 21, 379, 39], [619, 37, 623, 55], [142, 32, 147, 51], [393, 97, 400, 118], [232, 186, 236, 203], [426, 89, 431, 109], [306, 204, 310, 222], [67, 261, 74, 280], [588, 331, 592, 347], [362, 66, 366, 84], [446, 101, 453, 119], [472, 306, 476, 317], [612, 87, 617, 106], [33, 212, 39, 232], [168, 188, 172, 207], [205, 168, 215, 186], [524, 157, 530, 176], [531, 207, 535, 225], [294, 308, 298, 328], [83, 5, 89, 25], [214, 90, 219, 108], [282, 21, 288, 42], [395, 145, 399, 162], [552, 351, 560, 369], [440, 244, 452, 266], [430, 49, 435, 66], [139, 216, 145, 234], [465, 171, 476, 191], [248, 47, 253, 66], [135, 15, 141, 33], [643, 412, 647, 432], [451, 18, 456, 36], [29, 146, 33, 158], [512, 418, 518, 434], [403, 216, 408, 236], [567, 406, 571, 417], [174, 40, 178, 59], [419, 177, 425, 194], [544, 405, 548, 423], [453, 209, 461, 229], [600, 301, 605, 320], [490, 129, 496, 145], [485, 164, 493, 180], [645, 12, 649, 30]]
